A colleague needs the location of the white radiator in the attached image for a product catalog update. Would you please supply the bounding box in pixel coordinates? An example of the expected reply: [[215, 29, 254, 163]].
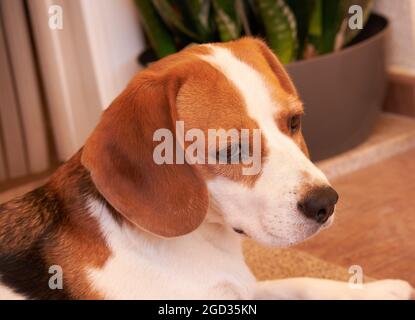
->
[[0, 0, 49, 183], [0, 0, 145, 186]]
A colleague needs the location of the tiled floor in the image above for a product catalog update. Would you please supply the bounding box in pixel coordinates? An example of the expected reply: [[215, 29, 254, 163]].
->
[[297, 148, 415, 285]]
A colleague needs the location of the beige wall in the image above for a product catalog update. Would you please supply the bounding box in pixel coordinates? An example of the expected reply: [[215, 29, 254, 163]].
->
[[375, 0, 415, 75]]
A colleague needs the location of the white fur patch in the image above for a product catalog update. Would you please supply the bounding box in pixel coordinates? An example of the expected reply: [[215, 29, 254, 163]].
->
[[0, 282, 26, 300], [86, 199, 255, 299], [199, 45, 331, 247]]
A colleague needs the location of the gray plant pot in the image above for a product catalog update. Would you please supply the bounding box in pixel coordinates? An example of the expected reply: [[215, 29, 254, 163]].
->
[[285, 14, 389, 161]]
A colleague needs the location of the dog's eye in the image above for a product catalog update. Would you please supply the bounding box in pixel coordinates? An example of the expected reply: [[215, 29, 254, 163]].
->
[[216, 143, 241, 164], [288, 115, 301, 134]]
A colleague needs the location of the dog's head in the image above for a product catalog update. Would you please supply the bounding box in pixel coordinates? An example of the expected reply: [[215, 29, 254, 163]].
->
[[82, 37, 338, 247]]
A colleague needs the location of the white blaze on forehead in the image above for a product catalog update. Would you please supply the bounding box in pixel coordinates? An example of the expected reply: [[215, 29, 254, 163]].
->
[[198, 45, 328, 183], [200, 45, 308, 162], [200, 45, 281, 142], [199, 45, 281, 144]]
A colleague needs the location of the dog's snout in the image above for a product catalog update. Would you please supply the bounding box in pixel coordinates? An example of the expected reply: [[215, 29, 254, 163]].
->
[[297, 187, 339, 223]]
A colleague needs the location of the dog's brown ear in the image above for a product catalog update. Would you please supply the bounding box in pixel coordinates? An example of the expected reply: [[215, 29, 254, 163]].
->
[[82, 72, 208, 237], [254, 39, 298, 96]]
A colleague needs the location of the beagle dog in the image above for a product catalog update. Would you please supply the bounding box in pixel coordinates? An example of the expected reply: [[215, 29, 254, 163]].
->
[[0, 38, 413, 300]]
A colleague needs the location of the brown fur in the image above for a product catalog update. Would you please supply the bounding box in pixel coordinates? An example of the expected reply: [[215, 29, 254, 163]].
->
[[0, 37, 309, 299], [0, 151, 109, 299], [224, 38, 309, 156], [175, 48, 266, 187], [81, 57, 209, 238]]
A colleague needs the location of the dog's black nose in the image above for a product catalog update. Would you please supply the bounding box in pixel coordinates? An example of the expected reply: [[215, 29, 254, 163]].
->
[[297, 187, 339, 223]]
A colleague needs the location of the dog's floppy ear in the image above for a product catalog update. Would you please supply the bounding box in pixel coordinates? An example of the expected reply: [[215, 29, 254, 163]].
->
[[82, 72, 208, 237], [254, 39, 298, 96]]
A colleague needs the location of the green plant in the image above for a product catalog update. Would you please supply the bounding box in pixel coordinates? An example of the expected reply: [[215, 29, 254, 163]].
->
[[135, 0, 373, 63]]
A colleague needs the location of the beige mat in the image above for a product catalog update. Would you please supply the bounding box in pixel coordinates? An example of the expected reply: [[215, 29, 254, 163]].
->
[[243, 240, 374, 282]]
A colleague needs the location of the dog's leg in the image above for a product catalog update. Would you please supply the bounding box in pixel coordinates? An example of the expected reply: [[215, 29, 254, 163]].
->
[[255, 278, 414, 300]]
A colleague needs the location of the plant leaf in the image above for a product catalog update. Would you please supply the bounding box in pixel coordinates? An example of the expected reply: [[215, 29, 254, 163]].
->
[[134, 0, 176, 58], [308, 0, 322, 37], [236, 0, 252, 35], [256, 0, 297, 63], [212, 0, 242, 41], [176, 0, 215, 42], [151, 0, 200, 41], [307, 0, 347, 54], [286, 0, 316, 59]]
